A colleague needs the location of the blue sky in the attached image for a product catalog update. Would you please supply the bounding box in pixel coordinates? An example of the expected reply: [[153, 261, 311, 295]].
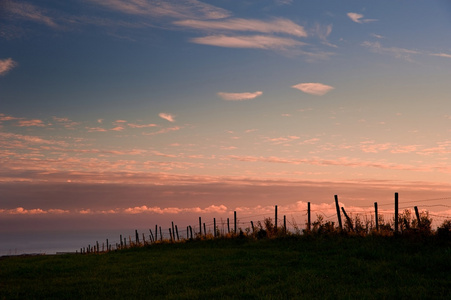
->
[[1, 1, 451, 233]]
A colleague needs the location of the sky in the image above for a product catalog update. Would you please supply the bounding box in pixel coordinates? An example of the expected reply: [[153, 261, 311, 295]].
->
[[1, 0, 451, 243]]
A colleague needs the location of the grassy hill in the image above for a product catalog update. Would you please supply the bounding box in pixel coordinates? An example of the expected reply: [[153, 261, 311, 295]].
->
[[1, 235, 450, 299]]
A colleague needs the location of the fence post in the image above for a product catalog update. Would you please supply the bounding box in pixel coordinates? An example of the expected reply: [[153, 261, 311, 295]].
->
[[155, 225, 158, 242], [199, 217, 202, 236], [283, 215, 286, 234], [307, 202, 311, 232], [394, 192, 399, 235], [189, 225, 193, 239], [227, 218, 230, 234], [149, 229, 154, 243], [169, 228, 173, 242], [135, 230, 140, 245], [341, 207, 353, 231], [275, 205, 278, 231], [120, 235, 123, 249], [175, 225, 179, 241], [159, 227, 163, 241], [106, 239, 109, 252], [214, 218, 217, 238], [172, 222, 175, 240], [251, 221, 254, 233], [96, 241, 99, 254], [414, 206, 420, 227], [234, 211, 237, 235], [142, 233, 146, 245], [203, 223, 206, 237], [374, 202, 379, 231], [334, 195, 343, 231]]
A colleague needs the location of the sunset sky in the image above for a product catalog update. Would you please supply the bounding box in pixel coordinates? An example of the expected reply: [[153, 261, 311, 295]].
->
[[1, 0, 451, 248]]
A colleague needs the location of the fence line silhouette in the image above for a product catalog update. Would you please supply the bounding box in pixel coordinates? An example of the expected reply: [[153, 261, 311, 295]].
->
[[77, 193, 451, 254]]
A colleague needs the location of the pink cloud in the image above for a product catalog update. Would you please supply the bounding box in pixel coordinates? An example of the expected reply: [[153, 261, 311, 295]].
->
[[217, 91, 262, 101], [0, 58, 17, 75], [292, 82, 334, 96], [159, 113, 175, 122], [17, 119, 46, 127], [191, 35, 305, 49]]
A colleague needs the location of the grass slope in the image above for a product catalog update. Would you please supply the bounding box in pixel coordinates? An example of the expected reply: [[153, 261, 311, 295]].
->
[[1, 235, 450, 299]]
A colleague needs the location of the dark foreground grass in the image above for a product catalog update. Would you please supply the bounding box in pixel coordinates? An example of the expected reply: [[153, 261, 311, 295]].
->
[[1, 235, 450, 299]]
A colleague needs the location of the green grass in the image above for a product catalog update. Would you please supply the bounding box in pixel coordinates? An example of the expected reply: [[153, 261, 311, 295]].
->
[[1, 235, 450, 299]]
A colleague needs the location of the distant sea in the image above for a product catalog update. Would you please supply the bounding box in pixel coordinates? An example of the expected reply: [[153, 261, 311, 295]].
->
[[0, 229, 144, 256]]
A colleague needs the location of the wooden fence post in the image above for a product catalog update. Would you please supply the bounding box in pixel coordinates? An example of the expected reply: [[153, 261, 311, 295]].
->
[[172, 222, 175, 240], [120, 235, 123, 248], [307, 202, 311, 232], [96, 241, 99, 254], [283, 215, 286, 234], [374, 202, 379, 231], [234, 211, 237, 234], [227, 218, 230, 234], [175, 225, 179, 241], [275, 205, 278, 231], [169, 228, 173, 242], [214, 218, 217, 238], [334, 195, 343, 230], [189, 226, 193, 239], [341, 207, 353, 231], [394, 192, 399, 235], [155, 225, 158, 242], [106, 239, 109, 252], [149, 229, 154, 243], [159, 227, 163, 241], [251, 221, 254, 233], [414, 206, 420, 227], [135, 230, 140, 245], [203, 223, 206, 237], [142, 233, 146, 245], [199, 217, 202, 235]]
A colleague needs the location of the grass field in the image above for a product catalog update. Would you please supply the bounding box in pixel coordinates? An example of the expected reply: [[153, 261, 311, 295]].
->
[[1, 235, 450, 299]]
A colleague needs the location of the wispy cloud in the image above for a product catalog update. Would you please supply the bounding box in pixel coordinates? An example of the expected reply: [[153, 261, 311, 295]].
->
[[292, 82, 334, 96], [190, 35, 304, 49], [362, 41, 420, 61], [124, 204, 227, 214], [6, 1, 58, 28], [159, 113, 175, 122], [87, 0, 230, 20], [0, 58, 17, 75], [431, 53, 451, 59], [17, 119, 46, 127], [175, 18, 307, 38], [217, 91, 263, 101], [347, 12, 377, 24]]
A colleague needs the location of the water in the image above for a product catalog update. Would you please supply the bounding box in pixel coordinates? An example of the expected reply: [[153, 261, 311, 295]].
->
[[0, 229, 141, 256]]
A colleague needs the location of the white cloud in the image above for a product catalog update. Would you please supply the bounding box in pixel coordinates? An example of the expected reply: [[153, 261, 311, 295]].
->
[[175, 18, 307, 38], [217, 91, 263, 101], [347, 12, 377, 24], [292, 83, 334, 96], [190, 35, 304, 49], [159, 113, 175, 122], [0, 58, 17, 75]]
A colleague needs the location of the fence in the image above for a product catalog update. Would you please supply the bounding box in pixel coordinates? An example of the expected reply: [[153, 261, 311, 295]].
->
[[78, 193, 451, 254]]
